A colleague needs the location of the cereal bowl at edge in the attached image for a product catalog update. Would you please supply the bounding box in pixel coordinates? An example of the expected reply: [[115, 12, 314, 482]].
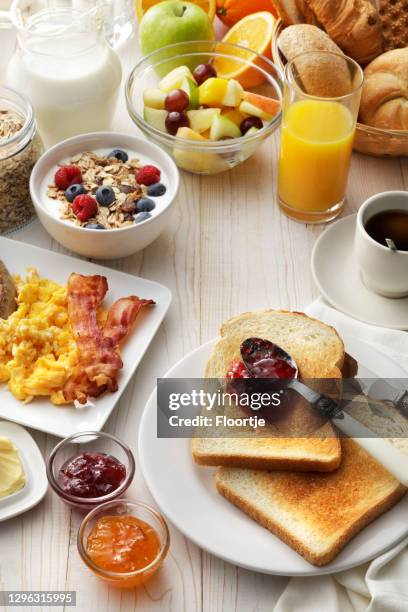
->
[[30, 132, 179, 259]]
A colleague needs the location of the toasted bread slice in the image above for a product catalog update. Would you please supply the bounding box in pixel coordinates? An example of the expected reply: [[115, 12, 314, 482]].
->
[[215, 438, 407, 566], [204, 310, 344, 379], [193, 310, 343, 472]]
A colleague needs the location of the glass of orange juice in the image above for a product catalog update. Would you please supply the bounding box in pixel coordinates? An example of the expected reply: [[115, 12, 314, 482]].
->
[[278, 51, 363, 223]]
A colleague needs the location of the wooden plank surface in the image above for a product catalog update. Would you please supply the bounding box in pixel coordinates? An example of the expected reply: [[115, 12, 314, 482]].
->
[[0, 32, 407, 612]]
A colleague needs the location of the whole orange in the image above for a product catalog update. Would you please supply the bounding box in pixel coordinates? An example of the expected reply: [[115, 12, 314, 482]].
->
[[216, 0, 277, 28]]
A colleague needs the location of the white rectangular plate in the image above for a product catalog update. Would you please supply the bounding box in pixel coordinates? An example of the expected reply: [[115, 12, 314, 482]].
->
[[0, 237, 171, 437]]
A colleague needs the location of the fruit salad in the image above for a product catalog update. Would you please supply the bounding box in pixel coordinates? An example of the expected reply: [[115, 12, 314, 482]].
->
[[142, 63, 281, 142], [47, 149, 167, 229]]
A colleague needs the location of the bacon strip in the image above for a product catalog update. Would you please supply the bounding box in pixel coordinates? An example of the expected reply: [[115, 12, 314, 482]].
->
[[103, 297, 155, 347], [63, 273, 155, 404]]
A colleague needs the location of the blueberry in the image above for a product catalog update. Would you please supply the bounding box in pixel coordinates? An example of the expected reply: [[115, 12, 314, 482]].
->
[[108, 149, 128, 163], [65, 184, 86, 202], [134, 211, 152, 224], [147, 182, 166, 197], [136, 197, 155, 213], [85, 223, 105, 230], [96, 186, 116, 206]]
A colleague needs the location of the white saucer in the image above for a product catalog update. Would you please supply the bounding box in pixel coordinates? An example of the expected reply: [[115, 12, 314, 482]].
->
[[0, 421, 48, 521], [311, 214, 408, 330]]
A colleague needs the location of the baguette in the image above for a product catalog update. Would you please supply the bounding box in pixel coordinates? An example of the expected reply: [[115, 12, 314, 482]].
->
[[215, 438, 407, 566]]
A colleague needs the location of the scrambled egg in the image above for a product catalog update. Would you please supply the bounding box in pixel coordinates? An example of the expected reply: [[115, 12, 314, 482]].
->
[[0, 269, 78, 405]]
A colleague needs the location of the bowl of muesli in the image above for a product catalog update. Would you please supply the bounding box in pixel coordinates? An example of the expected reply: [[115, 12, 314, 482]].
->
[[30, 132, 179, 259]]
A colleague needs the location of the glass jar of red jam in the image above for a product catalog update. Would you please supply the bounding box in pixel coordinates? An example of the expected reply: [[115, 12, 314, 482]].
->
[[47, 432, 135, 511], [77, 499, 170, 588]]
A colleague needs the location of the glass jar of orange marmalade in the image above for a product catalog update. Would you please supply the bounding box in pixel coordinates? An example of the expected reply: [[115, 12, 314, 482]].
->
[[77, 499, 170, 588]]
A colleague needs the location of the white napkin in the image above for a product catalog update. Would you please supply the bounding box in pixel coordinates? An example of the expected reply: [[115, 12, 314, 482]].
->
[[274, 298, 408, 612]]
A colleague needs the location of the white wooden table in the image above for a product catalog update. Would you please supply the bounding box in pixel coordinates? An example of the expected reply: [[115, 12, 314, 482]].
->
[[1, 33, 408, 612]]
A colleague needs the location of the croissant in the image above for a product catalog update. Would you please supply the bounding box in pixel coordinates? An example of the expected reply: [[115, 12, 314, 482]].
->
[[307, 0, 383, 64], [359, 48, 408, 131]]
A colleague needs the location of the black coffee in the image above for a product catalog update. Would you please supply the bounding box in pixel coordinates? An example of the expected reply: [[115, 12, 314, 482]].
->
[[365, 209, 408, 251]]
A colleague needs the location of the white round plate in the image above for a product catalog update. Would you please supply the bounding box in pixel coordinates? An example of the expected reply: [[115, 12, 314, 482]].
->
[[0, 421, 48, 521], [139, 335, 408, 577], [311, 214, 408, 330]]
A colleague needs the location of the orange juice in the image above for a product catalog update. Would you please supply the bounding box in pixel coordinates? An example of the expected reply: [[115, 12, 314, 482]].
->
[[278, 99, 354, 221]]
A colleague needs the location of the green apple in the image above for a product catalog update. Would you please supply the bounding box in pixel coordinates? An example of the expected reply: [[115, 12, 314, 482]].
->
[[222, 79, 243, 107], [143, 107, 167, 132], [143, 88, 166, 109], [139, 1, 215, 75], [159, 66, 195, 92], [187, 108, 220, 133], [181, 77, 199, 109], [210, 114, 241, 140]]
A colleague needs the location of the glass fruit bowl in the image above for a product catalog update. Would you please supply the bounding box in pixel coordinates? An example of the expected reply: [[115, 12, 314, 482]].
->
[[126, 41, 283, 175]]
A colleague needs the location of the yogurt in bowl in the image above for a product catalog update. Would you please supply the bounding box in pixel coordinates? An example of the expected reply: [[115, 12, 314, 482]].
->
[[30, 132, 179, 259], [44, 148, 171, 230]]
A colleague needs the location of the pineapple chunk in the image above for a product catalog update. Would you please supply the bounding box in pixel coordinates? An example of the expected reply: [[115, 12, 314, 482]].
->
[[222, 108, 247, 127], [199, 78, 229, 107]]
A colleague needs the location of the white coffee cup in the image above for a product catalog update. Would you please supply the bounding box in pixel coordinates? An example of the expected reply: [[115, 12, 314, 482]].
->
[[355, 191, 408, 299]]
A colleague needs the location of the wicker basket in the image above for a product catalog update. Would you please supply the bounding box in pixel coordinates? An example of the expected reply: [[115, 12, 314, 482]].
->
[[272, 19, 408, 157]]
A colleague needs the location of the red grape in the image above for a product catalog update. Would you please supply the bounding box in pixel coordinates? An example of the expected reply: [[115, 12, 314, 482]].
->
[[240, 116, 263, 135], [165, 89, 189, 113], [193, 63, 217, 85], [165, 112, 189, 135]]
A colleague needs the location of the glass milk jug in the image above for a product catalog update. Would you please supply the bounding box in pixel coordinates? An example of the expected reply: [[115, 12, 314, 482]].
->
[[5, 0, 122, 147]]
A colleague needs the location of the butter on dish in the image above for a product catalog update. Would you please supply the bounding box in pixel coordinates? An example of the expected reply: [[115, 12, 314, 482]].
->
[[0, 436, 26, 500]]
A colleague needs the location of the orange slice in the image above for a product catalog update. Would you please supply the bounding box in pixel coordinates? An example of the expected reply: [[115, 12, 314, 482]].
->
[[136, 0, 216, 22], [213, 11, 275, 88]]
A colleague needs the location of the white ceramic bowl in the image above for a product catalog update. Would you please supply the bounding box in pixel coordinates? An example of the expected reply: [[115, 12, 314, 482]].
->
[[30, 132, 179, 259]]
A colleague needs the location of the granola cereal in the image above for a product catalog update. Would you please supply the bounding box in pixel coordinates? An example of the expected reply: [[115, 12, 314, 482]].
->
[[0, 107, 43, 233], [47, 151, 163, 229]]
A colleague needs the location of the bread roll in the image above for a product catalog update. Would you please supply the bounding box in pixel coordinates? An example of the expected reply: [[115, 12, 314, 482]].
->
[[278, 24, 353, 97], [360, 48, 408, 130], [308, 0, 383, 64]]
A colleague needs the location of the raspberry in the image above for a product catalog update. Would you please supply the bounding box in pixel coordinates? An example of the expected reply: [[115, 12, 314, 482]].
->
[[72, 195, 98, 222], [55, 165, 82, 190], [226, 360, 251, 380], [136, 165, 161, 186]]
